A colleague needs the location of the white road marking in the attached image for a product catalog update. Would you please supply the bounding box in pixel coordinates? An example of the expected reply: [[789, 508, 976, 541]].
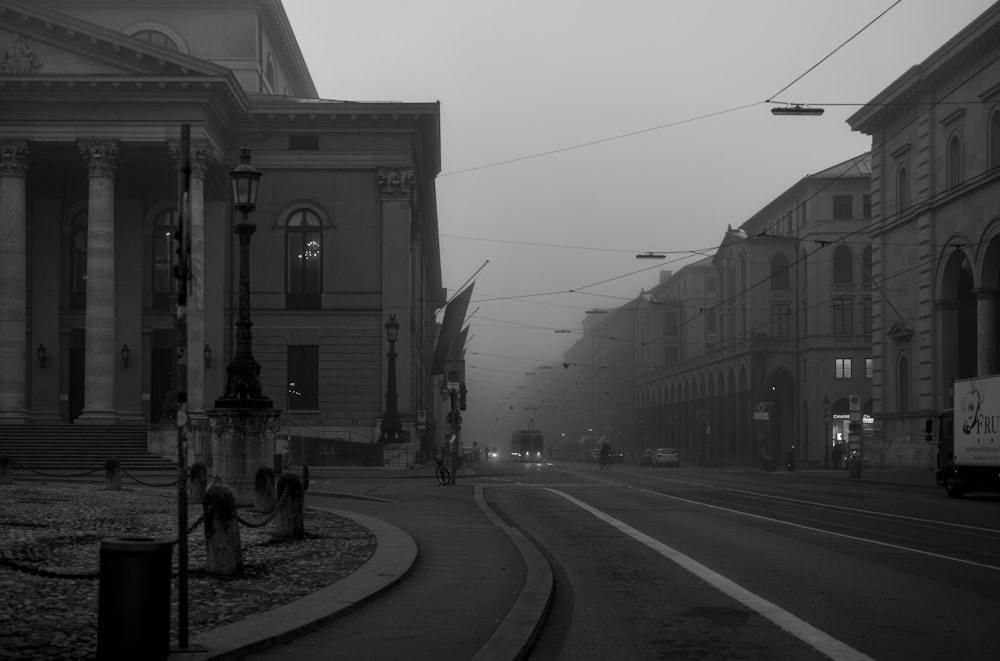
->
[[621, 484, 1000, 573], [546, 488, 876, 661]]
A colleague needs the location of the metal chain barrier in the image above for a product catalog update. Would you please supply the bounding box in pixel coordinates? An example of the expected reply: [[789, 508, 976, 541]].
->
[[236, 487, 288, 528], [11, 461, 103, 479], [0, 547, 100, 580], [121, 467, 178, 488]]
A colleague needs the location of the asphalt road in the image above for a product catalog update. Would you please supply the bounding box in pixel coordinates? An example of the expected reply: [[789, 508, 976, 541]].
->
[[478, 459, 1000, 661]]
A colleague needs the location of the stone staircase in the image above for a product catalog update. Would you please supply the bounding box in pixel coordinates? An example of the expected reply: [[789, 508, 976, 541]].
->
[[0, 422, 176, 472]]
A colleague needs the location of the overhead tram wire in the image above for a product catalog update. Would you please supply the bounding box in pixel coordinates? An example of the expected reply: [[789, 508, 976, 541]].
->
[[766, 0, 903, 107]]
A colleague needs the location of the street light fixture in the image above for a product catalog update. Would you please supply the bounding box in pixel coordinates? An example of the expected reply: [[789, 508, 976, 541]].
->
[[216, 145, 271, 410], [380, 314, 402, 441], [771, 104, 824, 116], [635, 252, 666, 259]]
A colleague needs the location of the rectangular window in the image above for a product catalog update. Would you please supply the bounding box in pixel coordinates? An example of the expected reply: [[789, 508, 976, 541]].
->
[[835, 358, 853, 379], [287, 345, 319, 410], [771, 303, 790, 338], [289, 135, 319, 150], [866, 358, 874, 379], [833, 298, 853, 334], [862, 298, 873, 334], [833, 195, 853, 219], [863, 194, 872, 219]]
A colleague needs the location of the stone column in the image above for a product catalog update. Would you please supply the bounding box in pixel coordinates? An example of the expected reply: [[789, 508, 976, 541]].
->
[[169, 141, 214, 419], [0, 142, 29, 422], [377, 168, 415, 461], [976, 287, 1000, 377], [77, 142, 118, 423], [188, 144, 213, 417]]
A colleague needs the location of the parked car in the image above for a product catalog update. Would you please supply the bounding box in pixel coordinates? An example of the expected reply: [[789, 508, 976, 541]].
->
[[652, 447, 680, 467], [640, 448, 654, 467]]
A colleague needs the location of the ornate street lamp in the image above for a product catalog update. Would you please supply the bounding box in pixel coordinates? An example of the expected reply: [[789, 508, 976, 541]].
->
[[380, 314, 402, 441], [215, 145, 271, 410]]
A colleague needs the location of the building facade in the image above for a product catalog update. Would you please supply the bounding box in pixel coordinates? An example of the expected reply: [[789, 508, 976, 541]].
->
[[848, 2, 1000, 468], [629, 155, 874, 467], [0, 1, 444, 461]]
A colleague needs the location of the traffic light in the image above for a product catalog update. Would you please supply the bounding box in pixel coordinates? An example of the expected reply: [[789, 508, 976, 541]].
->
[[460, 383, 468, 411]]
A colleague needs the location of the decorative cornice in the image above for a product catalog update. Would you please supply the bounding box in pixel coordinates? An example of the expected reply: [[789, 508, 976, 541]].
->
[[377, 167, 415, 198], [78, 141, 118, 177], [0, 141, 28, 176]]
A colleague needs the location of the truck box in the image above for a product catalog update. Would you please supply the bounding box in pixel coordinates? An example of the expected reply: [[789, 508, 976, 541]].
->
[[931, 376, 1000, 497]]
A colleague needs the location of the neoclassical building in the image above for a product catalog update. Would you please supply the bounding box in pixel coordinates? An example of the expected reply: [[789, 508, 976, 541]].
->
[[0, 1, 444, 460], [848, 2, 1000, 467]]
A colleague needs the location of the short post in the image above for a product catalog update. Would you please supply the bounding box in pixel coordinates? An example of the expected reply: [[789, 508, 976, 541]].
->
[[188, 463, 207, 504], [0, 454, 13, 485], [254, 466, 275, 513], [104, 457, 121, 491], [301, 464, 310, 492], [203, 483, 242, 575], [275, 472, 304, 538]]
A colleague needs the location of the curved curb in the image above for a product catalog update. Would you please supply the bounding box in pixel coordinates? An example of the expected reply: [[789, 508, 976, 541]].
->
[[178, 508, 417, 661], [471, 485, 554, 661]]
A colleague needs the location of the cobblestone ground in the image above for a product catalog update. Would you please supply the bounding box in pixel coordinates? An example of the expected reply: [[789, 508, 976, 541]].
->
[[0, 483, 376, 661]]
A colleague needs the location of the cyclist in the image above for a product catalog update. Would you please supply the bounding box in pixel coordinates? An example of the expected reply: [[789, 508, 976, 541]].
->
[[599, 440, 613, 469]]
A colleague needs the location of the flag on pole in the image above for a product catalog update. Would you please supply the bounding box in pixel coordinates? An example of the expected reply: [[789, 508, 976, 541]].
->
[[431, 282, 474, 375]]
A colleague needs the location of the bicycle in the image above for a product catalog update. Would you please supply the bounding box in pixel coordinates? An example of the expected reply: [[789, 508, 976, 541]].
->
[[435, 462, 452, 485]]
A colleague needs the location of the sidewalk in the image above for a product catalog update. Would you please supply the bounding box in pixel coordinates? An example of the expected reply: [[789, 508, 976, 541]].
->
[[765, 465, 938, 489], [175, 466, 552, 661]]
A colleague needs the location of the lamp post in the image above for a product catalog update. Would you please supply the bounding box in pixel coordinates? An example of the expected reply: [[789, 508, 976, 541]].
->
[[380, 314, 402, 441], [215, 145, 270, 410], [822, 393, 831, 469]]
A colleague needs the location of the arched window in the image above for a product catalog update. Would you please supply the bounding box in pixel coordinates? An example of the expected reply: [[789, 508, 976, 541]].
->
[[132, 29, 179, 51], [862, 246, 872, 288], [152, 209, 179, 308], [286, 208, 323, 309], [71, 211, 87, 309], [833, 245, 853, 284], [947, 135, 961, 189], [990, 110, 1000, 170], [896, 166, 909, 216], [265, 53, 276, 92], [770, 253, 790, 290]]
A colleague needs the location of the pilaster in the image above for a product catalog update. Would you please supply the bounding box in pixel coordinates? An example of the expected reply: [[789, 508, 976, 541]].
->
[[0, 141, 29, 421]]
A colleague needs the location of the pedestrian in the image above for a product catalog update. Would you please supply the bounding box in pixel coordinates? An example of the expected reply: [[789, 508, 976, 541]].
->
[[831, 443, 843, 469]]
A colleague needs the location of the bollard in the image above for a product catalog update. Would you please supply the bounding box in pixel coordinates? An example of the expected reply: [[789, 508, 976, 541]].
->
[[96, 537, 173, 661], [188, 463, 207, 504], [301, 464, 310, 492], [275, 472, 304, 538], [203, 483, 242, 575], [0, 454, 13, 485], [254, 466, 276, 513], [104, 457, 121, 491]]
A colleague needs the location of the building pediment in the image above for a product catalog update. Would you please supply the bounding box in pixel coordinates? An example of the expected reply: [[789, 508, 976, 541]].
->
[[0, 3, 231, 79], [886, 321, 913, 343]]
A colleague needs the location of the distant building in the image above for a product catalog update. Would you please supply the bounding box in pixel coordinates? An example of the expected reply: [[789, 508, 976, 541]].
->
[[633, 154, 873, 467], [0, 1, 444, 461], [848, 2, 1000, 467]]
